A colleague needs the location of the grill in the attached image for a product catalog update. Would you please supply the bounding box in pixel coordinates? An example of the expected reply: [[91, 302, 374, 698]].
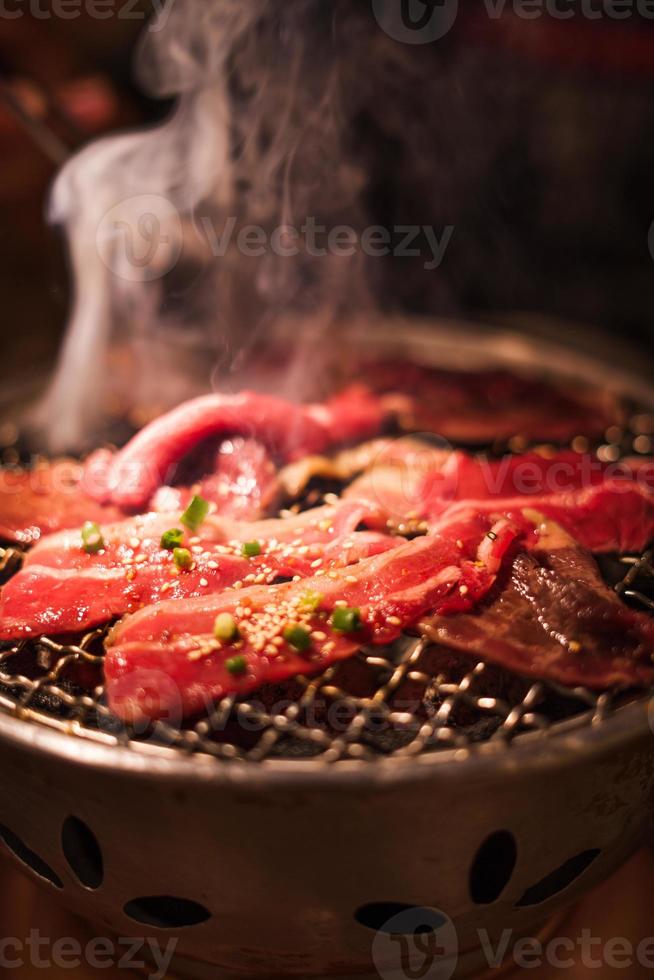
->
[[1, 413, 653, 766], [1, 324, 654, 980]]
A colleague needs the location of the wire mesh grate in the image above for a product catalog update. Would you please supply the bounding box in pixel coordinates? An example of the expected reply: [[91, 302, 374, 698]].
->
[[0, 415, 653, 764]]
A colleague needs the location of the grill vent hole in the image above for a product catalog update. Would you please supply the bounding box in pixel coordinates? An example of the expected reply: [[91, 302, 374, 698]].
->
[[355, 903, 447, 934], [0, 823, 63, 888], [517, 849, 601, 907], [124, 896, 211, 929], [61, 816, 103, 889], [469, 830, 517, 905]]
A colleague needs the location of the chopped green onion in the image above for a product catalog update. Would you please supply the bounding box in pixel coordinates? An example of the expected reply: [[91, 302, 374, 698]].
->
[[226, 655, 247, 676], [82, 521, 104, 554], [181, 495, 210, 532], [173, 547, 193, 570], [298, 589, 324, 613], [161, 528, 184, 551], [331, 606, 362, 633], [214, 612, 239, 643], [242, 540, 262, 558], [282, 623, 312, 652]]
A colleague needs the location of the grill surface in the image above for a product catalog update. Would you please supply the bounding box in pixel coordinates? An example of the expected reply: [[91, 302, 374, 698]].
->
[[1, 411, 653, 765]]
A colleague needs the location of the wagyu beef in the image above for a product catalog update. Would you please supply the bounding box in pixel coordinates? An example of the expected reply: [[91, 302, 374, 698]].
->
[[150, 437, 280, 521], [0, 502, 397, 640], [105, 510, 520, 723], [0, 387, 385, 543], [421, 519, 654, 690], [346, 448, 654, 553], [0, 368, 652, 725], [366, 361, 621, 442], [0, 460, 123, 546], [84, 386, 387, 510]]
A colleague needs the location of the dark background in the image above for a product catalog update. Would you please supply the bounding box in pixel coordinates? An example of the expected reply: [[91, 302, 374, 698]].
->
[[2, 5, 654, 383]]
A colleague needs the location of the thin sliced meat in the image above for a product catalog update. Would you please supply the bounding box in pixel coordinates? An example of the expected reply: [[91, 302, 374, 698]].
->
[[150, 437, 280, 520], [423, 451, 654, 503], [444, 484, 654, 555], [23, 500, 384, 570], [420, 518, 654, 690], [84, 386, 387, 510], [0, 459, 123, 546], [105, 510, 521, 723], [430, 453, 654, 553], [0, 502, 396, 640], [347, 448, 654, 552], [365, 361, 621, 442], [0, 437, 280, 545], [0, 554, 256, 642], [344, 440, 452, 525]]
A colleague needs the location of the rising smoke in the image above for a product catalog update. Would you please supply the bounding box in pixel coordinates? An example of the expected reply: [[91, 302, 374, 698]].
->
[[35, 0, 412, 451]]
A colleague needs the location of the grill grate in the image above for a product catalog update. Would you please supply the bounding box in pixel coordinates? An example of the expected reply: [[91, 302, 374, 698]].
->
[[0, 418, 653, 764]]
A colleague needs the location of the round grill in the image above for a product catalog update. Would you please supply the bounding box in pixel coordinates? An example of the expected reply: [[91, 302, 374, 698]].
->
[[1, 416, 653, 765]]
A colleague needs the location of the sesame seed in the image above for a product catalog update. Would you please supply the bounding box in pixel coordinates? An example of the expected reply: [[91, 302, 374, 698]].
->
[[387, 615, 401, 626], [199, 578, 209, 587], [345, 575, 357, 584]]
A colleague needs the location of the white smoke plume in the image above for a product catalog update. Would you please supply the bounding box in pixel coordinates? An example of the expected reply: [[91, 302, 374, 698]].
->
[[34, 0, 402, 451]]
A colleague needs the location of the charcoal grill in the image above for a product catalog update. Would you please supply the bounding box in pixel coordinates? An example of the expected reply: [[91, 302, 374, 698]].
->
[[0, 321, 653, 980]]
